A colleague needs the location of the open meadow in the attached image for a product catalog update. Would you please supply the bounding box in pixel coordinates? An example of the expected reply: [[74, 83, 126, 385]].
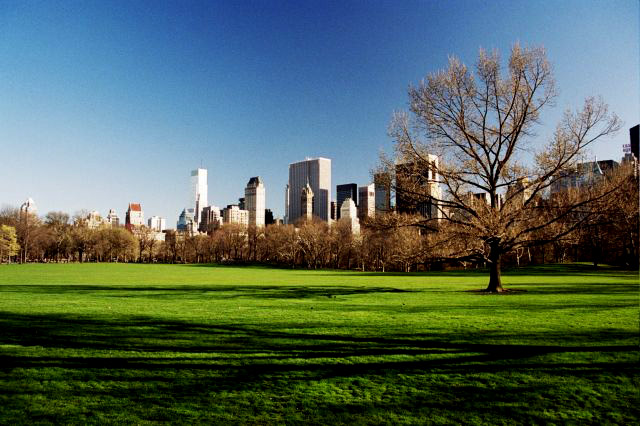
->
[[0, 263, 638, 424]]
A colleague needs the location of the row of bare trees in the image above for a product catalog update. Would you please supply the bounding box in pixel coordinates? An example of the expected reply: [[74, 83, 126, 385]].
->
[[1, 170, 637, 271]]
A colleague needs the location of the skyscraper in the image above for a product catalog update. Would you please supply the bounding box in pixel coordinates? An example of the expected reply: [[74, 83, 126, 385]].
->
[[287, 157, 331, 223], [284, 184, 289, 225], [245, 177, 266, 227], [300, 182, 314, 222], [374, 173, 391, 215], [339, 197, 360, 234], [190, 168, 208, 226], [358, 183, 375, 220], [336, 183, 357, 219]]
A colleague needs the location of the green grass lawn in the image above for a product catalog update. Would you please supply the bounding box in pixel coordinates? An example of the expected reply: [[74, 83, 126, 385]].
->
[[0, 263, 638, 424]]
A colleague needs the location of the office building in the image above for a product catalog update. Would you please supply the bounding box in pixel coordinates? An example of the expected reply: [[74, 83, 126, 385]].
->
[[191, 168, 208, 226], [396, 154, 442, 220], [549, 160, 619, 195], [200, 206, 222, 232], [245, 177, 266, 227], [222, 205, 249, 226], [148, 216, 166, 232], [330, 201, 337, 221], [339, 198, 360, 234], [177, 208, 196, 233], [288, 157, 331, 223], [374, 173, 391, 214], [284, 184, 290, 225], [125, 203, 144, 228], [336, 183, 358, 219], [265, 209, 275, 226], [358, 183, 375, 220]]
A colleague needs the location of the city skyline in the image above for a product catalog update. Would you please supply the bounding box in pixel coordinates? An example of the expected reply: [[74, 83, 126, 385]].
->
[[1, 1, 638, 221]]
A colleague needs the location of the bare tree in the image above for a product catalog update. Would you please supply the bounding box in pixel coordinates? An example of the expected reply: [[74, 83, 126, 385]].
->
[[385, 44, 621, 291]]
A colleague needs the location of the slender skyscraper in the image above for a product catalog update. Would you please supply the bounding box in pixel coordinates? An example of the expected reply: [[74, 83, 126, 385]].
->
[[245, 176, 266, 227], [336, 183, 358, 219], [190, 168, 208, 226], [287, 157, 331, 223]]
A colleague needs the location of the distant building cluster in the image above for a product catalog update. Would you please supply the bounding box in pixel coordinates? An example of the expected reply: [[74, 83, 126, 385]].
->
[[16, 125, 638, 239]]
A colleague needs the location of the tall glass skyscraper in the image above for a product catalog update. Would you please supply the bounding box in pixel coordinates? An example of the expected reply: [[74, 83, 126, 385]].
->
[[190, 168, 208, 225], [287, 157, 331, 223]]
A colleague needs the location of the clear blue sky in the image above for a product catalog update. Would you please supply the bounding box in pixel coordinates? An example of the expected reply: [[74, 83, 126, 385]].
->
[[1, 0, 638, 223]]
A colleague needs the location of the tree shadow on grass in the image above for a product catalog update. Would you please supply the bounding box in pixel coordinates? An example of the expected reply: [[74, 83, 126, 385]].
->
[[0, 311, 637, 423], [0, 284, 418, 300]]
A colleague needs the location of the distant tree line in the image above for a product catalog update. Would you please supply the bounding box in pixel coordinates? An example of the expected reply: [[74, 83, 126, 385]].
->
[[0, 165, 637, 271]]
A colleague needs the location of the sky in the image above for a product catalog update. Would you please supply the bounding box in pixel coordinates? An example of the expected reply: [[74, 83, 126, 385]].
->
[[1, 0, 638, 224]]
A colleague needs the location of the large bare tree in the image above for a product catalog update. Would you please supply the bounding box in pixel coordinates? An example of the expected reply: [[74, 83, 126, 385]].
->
[[385, 44, 621, 292]]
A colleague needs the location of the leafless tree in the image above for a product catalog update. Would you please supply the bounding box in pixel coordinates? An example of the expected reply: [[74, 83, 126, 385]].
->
[[384, 44, 621, 291]]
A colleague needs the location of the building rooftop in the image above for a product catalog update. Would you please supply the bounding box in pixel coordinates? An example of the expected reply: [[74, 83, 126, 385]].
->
[[128, 203, 142, 211]]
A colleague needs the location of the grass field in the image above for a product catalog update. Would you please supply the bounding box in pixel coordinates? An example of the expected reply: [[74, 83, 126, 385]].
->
[[0, 263, 638, 424]]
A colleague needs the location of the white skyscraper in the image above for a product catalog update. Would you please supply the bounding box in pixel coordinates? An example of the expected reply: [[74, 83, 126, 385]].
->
[[191, 168, 208, 226], [245, 177, 266, 227], [287, 157, 331, 223], [339, 197, 360, 234]]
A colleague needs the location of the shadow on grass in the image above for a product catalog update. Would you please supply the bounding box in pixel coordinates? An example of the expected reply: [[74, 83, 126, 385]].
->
[[0, 311, 638, 423], [0, 285, 417, 299]]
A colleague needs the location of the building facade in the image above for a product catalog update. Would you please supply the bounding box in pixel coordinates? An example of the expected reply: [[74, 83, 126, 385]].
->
[[222, 205, 249, 226], [125, 203, 144, 227], [200, 206, 222, 232], [336, 183, 358, 219], [374, 173, 391, 215], [177, 208, 195, 233], [106, 209, 120, 227], [87, 211, 104, 229], [396, 154, 442, 220], [339, 197, 360, 234], [245, 176, 266, 227], [300, 183, 314, 222], [191, 168, 208, 227], [358, 183, 375, 220], [148, 216, 166, 232], [287, 157, 331, 223]]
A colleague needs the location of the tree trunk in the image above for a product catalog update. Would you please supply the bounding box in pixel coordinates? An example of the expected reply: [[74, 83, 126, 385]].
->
[[485, 246, 504, 293]]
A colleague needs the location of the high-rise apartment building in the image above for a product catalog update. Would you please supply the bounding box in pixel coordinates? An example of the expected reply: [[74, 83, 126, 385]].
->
[[125, 203, 144, 228], [287, 157, 331, 223], [191, 168, 208, 226], [245, 177, 265, 227], [148, 216, 166, 232], [358, 183, 375, 220], [106, 209, 120, 227], [222, 204, 249, 226], [200, 206, 222, 232], [336, 183, 358, 219]]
